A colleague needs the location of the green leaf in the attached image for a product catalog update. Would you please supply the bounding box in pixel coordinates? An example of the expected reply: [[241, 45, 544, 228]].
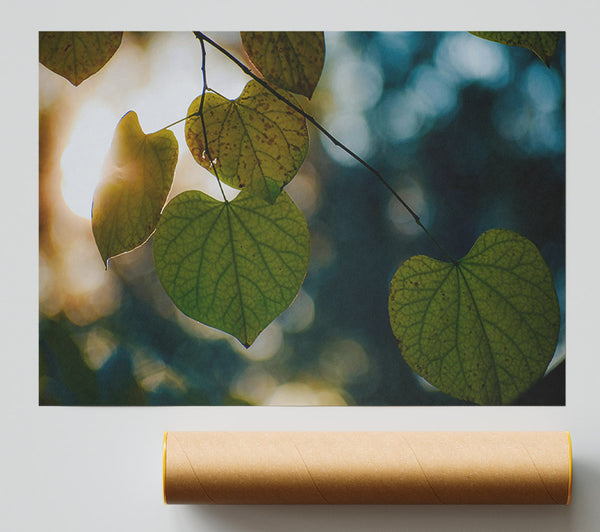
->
[[153, 188, 310, 347], [39, 31, 123, 86], [241, 31, 325, 98], [388, 229, 560, 405], [470, 31, 561, 66], [92, 111, 178, 266], [185, 80, 309, 204]]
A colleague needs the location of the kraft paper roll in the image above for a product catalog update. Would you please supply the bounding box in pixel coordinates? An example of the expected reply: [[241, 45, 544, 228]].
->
[[163, 431, 572, 505]]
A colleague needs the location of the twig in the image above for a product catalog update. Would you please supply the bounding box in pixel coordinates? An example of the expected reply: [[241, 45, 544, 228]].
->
[[193, 31, 456, 262], [198, 35, 228, 203]]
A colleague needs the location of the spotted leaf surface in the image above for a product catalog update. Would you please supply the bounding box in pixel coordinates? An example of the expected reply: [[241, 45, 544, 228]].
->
[[389, 229, 560, 405], [39, 31, 123, 86], [185, 80, 309, 204], [241, 31, 325, 98]]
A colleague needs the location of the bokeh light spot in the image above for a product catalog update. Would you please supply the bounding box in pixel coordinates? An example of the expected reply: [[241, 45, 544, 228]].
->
[[319, 338, 369, 386], [60, 101, 118, 219], [82, 328, 118, 370], [382, 89, 425, 142], [524, 63, 562, 113], [410, 65, 458, 119], [321, 112, 372, 166], [386, 180, 432, 237], [435, 32, 509, 88], [277, 289, 315, 334], [330, 55, 384, 112], [233, 322, 283, 362], [267, 382, 347, 406], [231, 366, 278, 405]]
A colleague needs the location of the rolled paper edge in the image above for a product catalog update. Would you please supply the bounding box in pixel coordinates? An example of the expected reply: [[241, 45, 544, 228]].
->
[[162, 431, 167, 505], [567, 431, 573, 505], [162, 431, 572, 505]]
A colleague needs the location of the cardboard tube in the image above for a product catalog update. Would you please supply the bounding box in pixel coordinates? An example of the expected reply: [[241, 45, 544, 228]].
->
[[163, 431, 572, 505]]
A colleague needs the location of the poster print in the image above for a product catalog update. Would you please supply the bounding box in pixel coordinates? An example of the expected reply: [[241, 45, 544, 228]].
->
[[39, 31, 565, 406]]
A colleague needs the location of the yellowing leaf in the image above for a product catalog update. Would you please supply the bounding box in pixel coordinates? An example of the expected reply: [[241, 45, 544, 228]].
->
[[39, 31, 123, 86], [470, 31, 561, 66], [241, 31, 325, 98], [389, 229, 560, 405], [185, 80, 309, 203], [153, 189, 310, 347], [92, 111, 178, 266]]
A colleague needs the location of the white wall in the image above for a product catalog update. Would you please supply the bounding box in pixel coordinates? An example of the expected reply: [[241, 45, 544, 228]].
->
[[3, 1, 599, 530]]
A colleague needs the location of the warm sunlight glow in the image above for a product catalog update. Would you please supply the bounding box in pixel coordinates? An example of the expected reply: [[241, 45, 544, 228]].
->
[[61, 101, 119, 219]]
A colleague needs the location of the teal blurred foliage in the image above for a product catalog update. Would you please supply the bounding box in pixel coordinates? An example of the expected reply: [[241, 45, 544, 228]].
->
[[39, 32, 565, 406]]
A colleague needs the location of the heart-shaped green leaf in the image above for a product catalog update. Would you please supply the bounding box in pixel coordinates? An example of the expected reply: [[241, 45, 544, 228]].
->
[[241, 31, 325, 98], [185, 80, 309, 204], [92, 111, 178, 266], [153, 188, 310, 347], [389, 229, 560, 405], [39, 31, 123, 86], [470, 32, 561, 66]]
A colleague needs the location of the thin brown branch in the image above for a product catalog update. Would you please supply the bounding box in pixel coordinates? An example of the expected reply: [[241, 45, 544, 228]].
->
[[198, 36, 228, 203], [193, 31, 455, 262]]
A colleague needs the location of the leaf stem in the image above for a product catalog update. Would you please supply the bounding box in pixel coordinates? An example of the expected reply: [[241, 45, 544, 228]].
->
[[157, 112, 200, 132], [197, 34, 228, 203], [193, 31, 455, 263], [155, 88, 222, 132]]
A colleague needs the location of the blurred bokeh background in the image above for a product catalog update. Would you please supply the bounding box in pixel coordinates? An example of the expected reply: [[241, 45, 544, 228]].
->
[[39, 31, 565, 405]]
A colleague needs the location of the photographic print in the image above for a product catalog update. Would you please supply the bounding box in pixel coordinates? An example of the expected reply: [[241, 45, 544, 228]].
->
[[39, 31, 565, 406]]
